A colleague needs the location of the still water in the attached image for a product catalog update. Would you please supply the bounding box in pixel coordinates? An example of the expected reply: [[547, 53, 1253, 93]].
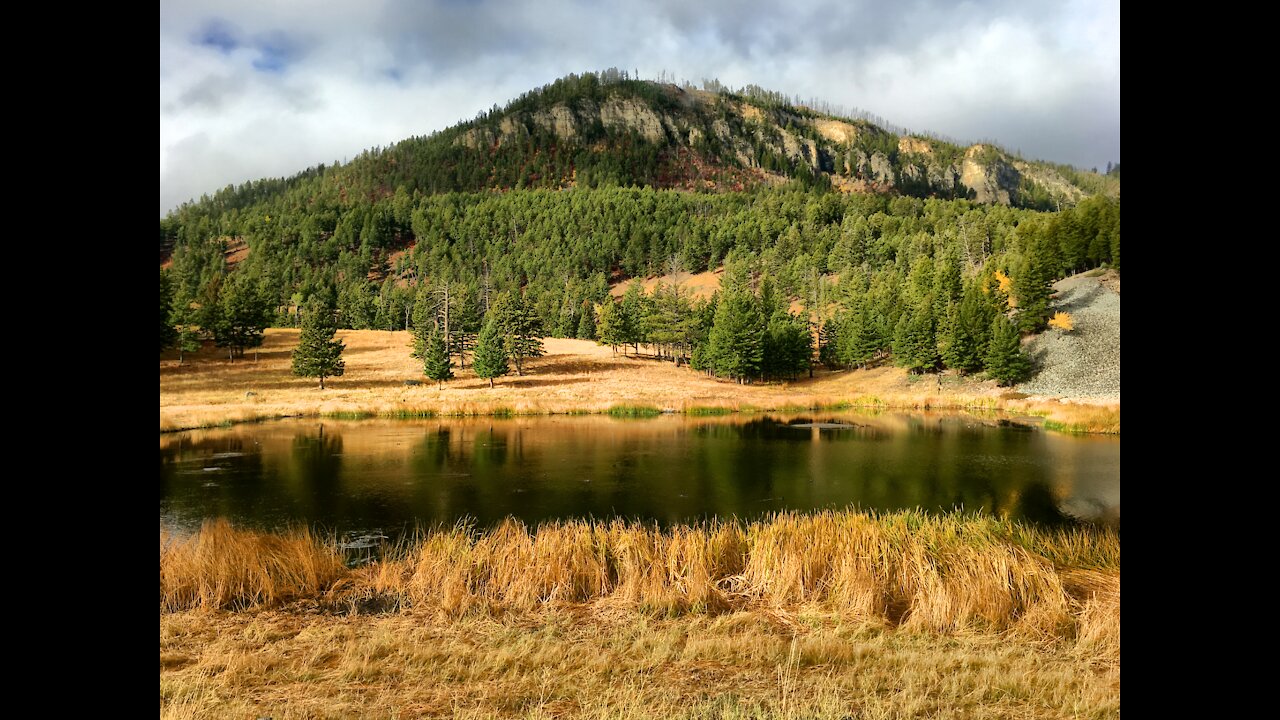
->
[[159, 413, 1119, 535]]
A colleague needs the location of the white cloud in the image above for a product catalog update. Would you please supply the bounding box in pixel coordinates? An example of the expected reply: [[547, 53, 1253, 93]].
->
[[160, 0, 1120, 215]]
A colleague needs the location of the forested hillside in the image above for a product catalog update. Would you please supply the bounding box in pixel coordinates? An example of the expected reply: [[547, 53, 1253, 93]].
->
[[160, 72, 1119, 385]]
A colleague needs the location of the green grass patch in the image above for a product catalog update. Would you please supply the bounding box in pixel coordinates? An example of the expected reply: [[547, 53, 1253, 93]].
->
[[323, 411, 375, 420], [818, 400, 854, 410], [1043, 419, 1091, 434], [381, 409, 438, 419], [685, 406, 734, 416], [605, 404, 663, 418]]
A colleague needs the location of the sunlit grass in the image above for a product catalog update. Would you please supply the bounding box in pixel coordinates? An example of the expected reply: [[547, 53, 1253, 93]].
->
[[160, 510, 1120, 718], [605, 404, 663, 417], [161, 330, 1118, 434], [162, 511, 1118, 634]]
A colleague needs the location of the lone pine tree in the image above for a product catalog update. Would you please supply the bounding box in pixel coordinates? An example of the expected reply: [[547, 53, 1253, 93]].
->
[[423, 325, 455, 389], [292, 300, 346, 389]]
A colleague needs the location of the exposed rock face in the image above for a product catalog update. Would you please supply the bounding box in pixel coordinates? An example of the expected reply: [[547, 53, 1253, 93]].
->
[[458, 116, 528, 149], [814, 119, 858, 144], [868, 152, 896, 185], [929, 164, 957, 190], [845, 150, 896, 186], [532, 104, 579, 140], [738, 102, 765, 124], [711, 118, 732, 142], [779, 130, 820, 170], [1013, 161, 1087, 204], [898, 137, 932, 155], [599, 98, 667, 143], [458, 128, 491, 150], [447, 84, 1103, 206], [499, 117, 527, 144], [960, 148, 1020, 205]]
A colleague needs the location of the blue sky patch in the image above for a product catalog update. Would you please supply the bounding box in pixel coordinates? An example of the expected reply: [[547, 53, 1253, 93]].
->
[[196, 19, 239, 53], [251, 32, 302, 73]]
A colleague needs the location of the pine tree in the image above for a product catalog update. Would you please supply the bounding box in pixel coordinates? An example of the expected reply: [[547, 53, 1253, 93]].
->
[[554, 293, 579, 338], [943, 283, 996, 373], [170, 300, 202, 365], [763, 311, 812, 380], [493, 291, 545, 375], [160, 271, 177, 353], [338, 279, 377, 329], [597, 298, 624, 353], [423, 325, 454, 389], [472, 318, 509, 388], [1013, 235, 1060, 333], [707, 291, 764, 382], [215, 275, 271, 360], [619, 281, 648, 355], [291, 300, 345, 389], [410, 284, 437, 360], [853, 311, 885, 368], [448, 284, 482, 368], [892, 300, 938, 374], [818, 319, 841, 368], [176, 324, 202, 365], [839, 306, 881, 370], [986, 315, 1031, 386], [576, 300, 597, 340], [644, 282, 698, 364], [932, 252, 963, 308]]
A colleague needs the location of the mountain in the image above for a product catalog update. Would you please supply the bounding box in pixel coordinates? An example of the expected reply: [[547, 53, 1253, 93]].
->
[[165, 72, 1116, 221]]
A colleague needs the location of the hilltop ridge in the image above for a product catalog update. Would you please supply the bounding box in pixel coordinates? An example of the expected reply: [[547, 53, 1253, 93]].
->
[[166, 71, 1117, 217]]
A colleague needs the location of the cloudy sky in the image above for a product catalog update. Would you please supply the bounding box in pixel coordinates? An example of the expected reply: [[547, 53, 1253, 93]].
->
[[159, 0, 1119, 216]]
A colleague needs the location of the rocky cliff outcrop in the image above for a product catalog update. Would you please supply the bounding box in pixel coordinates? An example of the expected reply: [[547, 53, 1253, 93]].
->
[[960, 145, 1020, 205], [450, 82, 1101, 206]]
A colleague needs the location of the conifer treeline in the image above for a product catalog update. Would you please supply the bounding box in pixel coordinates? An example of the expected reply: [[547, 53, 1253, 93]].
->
[[162, 187, 1118, 385]]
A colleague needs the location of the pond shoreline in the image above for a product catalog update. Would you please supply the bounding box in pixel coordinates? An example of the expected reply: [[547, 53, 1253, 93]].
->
[[159, 397, 1115, 435], [161, 332, 1119, 435]]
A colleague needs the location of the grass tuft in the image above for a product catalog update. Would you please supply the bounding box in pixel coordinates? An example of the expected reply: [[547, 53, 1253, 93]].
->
[[605, 404, 663, 418]]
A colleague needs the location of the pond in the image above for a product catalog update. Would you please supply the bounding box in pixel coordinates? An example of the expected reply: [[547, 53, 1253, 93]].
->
[[159, 412, 1119, 535]]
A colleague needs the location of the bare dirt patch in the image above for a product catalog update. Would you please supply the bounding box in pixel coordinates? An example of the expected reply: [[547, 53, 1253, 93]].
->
[[609, 268, 724, 300], [224, 237, 250, 268]]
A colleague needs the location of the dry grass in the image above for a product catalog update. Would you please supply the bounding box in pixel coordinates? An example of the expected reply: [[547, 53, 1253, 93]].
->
[[160, 609, 1120, 719], [161, 512, 1118, 634], [159, 512, 1120, 719], [160, 520, 346, 611], [1039, 403, 1122, 434], [160, 330, 1119, 434]]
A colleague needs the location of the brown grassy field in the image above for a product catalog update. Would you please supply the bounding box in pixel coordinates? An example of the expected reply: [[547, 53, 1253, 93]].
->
[[160, 512, 1119, 719], [160, 329, 1119, 433]]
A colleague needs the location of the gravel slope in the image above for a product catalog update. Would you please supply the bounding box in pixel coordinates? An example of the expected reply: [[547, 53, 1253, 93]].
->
[[1018, 271, 1120, 401]]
